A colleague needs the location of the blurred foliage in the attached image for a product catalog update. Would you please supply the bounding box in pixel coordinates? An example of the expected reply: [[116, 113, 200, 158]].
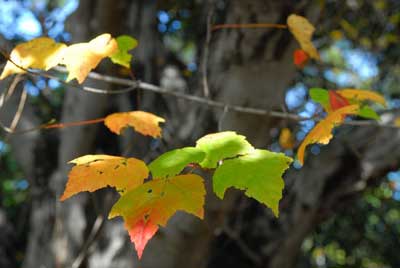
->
[[300, 179, 400, 268]]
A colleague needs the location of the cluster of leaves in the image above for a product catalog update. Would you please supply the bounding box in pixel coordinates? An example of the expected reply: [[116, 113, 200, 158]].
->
[[0, 33, 137, 83], [60, 130, 292, 258], [0, 12, 389, 259], [297, 88, 386, 164]]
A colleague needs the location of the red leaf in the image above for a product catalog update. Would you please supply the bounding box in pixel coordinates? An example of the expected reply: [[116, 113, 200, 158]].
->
[[293, 49, 309, 68], [127, 219, 159, 259], [329, 90, 350, 111]]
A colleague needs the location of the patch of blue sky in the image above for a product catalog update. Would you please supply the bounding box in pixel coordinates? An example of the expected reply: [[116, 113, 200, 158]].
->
[[285, 83, 307, 110], [170, 20, 182, 32], [158, 10, 170, 24], [344, 49, 378, 79], [45, 0, 78, 39], [0, 140, 6, 153], [321, 40, 378, 87], [324, 69, 355, 87], [48, 79, 61, 89], [187, 62, 197, 72], [158, 24, 167, 33], [0, 1, 41, 39], [25, 81, 40, 96], [0, 0, 78, 41], [387, 170, 400, 200]]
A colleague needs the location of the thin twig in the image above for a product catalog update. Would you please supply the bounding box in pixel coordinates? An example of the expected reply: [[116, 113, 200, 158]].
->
[[202, 5, 214, 97], [0, 51, 399, 130], [71, 215, 105, 268], [8, 87, 27, 132]]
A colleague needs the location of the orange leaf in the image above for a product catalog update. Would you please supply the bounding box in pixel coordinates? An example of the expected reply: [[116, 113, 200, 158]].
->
[[287, 14, 320, 60], [104, 111, 165, 138], [293, 49, 309, 68], [336, 89, 386, 107], [0, 37, 66, 80], [109, 174, 205, 258], [279, 128, 295, 149], [59, 33, 118, 83], [60, 155, 148, 201], [297, 105, 359, 165], [329, 90, 350, 111]]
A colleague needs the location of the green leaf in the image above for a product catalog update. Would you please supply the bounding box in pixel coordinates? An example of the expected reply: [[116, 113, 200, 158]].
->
[[213, 149, 293, 216], [109, 35, 138, 68], [149, 147, 205, 178], [358, 105, 380, 120], [310, 88, 329, 110], [195, 131, 254, 168]]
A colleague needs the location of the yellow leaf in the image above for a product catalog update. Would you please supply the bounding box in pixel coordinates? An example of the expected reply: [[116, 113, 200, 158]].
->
[[104, 111, 165, 138], [395, 117, 400, 127], [297, 105, 359, 165], [0, 37, 66, 80], [287, 14, 320, 60], [279, 128, 295, 150], [336, 89, 386, 107], [60, 154, 148, 201], [60, 33, 118, 83]]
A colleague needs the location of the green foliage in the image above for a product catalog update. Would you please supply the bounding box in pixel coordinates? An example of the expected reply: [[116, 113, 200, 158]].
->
[[149, 147, 205, 178], [109, 35, 138, 68], [213, 149, 292, 216], [310, 88, 330, 109], [195, 131, 254, 168], [358, 106, 380, 120]]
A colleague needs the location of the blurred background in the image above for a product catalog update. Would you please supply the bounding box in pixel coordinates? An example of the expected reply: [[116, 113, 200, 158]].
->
[[0, 0, 399, 268]]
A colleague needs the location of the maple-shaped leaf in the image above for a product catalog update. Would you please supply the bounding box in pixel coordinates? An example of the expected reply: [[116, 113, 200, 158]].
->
[[213, 149, 292, 216], [297, 105, 359, 165], [60, 155, 148, 201], [279, 128, 295, 150], [336, 89, 386, 107], [195, 131, 254, 168], [104, 111, 165, 138], [109, 35, 138, 68], [149, 147, 205, 178], [109, 174, 205, 258], [287, 14, 320, 60], [0, 37, 66, 80], [293, 49, 309, 68], [59, 33, 118, 83], [329, 90, 350, 111]]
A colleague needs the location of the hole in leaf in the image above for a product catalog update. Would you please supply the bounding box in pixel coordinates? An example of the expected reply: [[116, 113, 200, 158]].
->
[[147, 189, 152, 194]]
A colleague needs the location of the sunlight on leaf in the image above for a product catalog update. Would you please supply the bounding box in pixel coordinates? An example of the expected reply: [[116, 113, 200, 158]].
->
[[0, 37, 66, 80], [213, 149, 292, 216], [149, 147, 205, 178], [60, 33, 118, 83], [60, 154, 148, 201], [109, 174, 205, 258], [287, 14, 320, 60], [195, 131, 254, 168], [297, 105, 359, 165], [109, 35, 138, 68], [104, 111, 165, 138]]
